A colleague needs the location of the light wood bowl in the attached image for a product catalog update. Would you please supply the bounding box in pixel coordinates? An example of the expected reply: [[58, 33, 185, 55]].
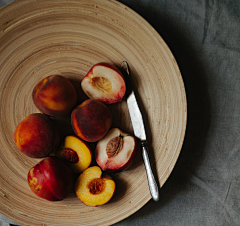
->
[[0, 0, 187, 225]]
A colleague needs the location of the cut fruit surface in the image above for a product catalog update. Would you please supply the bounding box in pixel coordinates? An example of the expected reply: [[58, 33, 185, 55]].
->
[[75, 166, 115, 207], [55, 136, 92, 174], [81, 63, 126, 104], [95, 128, 137, 172]]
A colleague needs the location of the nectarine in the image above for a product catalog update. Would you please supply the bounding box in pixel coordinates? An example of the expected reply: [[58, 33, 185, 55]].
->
[[14, 113, 59, 158], [75, 166, 115, 206], [32, 75, 77, 117], [71, 99, 112, 142], [81, 62, 126, 104], [27, 156, 74, 201]]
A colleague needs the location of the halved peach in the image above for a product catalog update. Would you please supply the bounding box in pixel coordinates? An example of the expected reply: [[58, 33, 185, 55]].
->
[[55, 136, 92, 174], [81, 62, 126, 104], [95, 128, 137, 172], [75, 166, 115, 207]]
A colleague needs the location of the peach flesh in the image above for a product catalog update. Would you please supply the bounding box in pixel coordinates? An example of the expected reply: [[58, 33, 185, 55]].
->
[[75, 166, 115, 207], [81, 62, 126, 104], [55, 136, 92, 174], [14, 113, 59, 158], [32, 75, 77, 117], [71, 99, 112, 142], [95, 128, 137, 172]]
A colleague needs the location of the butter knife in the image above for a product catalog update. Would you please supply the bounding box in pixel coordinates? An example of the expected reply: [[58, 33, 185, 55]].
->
[[121, 61, 159, 202]]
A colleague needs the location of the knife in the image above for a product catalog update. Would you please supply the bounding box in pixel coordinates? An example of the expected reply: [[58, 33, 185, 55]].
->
[[121, 61, 159, 202]]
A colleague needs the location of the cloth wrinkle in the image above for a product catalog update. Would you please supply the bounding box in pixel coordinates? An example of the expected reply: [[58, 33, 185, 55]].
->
[[224, 182, 232, 203], [187, 169, 238, 225], [202, 0, 214, 44]]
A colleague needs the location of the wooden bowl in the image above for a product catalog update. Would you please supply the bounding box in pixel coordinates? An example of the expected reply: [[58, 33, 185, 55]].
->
[[0, 0, 187, 225]]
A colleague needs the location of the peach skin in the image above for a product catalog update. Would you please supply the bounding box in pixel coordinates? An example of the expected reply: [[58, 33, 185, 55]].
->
[[32, 75, 77, 117], [14, 113, 60, 158], [71, 99, 112, 142], [27, 156, 74, 201]]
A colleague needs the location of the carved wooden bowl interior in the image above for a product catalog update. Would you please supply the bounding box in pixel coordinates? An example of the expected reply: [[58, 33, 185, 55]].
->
[[0, 0, 187, 225]]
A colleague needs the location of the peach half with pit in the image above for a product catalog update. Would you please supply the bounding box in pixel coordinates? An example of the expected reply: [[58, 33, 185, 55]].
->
[[14, 113, 60, 158], [75, 166, 115, 207], [81, 62, 126, 104], [95, 128, 137, 172], [71, 99, 112, 142], [32, 75, 77, 117], [55, 136, 92, 174], [27, 156, 74, 201]]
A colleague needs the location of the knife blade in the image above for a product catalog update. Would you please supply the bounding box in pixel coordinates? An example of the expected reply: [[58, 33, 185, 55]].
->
[[121, 61, 159, 202]]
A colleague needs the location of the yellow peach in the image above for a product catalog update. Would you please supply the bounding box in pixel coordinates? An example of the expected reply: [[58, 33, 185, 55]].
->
[[75, 166, 115, 207], [55, 136, 92, 174]]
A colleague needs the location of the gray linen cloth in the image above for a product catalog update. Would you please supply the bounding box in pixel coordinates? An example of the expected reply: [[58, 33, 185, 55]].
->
[[0, 0, 240, 225]]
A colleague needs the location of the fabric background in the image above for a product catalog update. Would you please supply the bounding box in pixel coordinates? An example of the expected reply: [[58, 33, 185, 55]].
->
[[0, 0, 240, 225]]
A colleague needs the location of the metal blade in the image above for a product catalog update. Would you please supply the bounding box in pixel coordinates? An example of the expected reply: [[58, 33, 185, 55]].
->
[[120, 60, 147, 142], [127, 91, 146, 141]]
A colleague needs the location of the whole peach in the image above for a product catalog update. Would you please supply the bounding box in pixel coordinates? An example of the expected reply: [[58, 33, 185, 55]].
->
[[27, 156, 74, 201], [71, 99, 112, 142], [14, 113, 60, 158], [32, 75, 77, 117]]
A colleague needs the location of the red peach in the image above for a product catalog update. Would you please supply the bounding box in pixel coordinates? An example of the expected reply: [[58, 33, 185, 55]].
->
[[32, 75, 77, 117], [27, 156, 74, 201], [71, 99, 112, 142], [14, 113, 59, 158]]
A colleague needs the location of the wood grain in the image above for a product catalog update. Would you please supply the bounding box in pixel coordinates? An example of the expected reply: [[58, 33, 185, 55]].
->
[[0, 0, 187, 225]]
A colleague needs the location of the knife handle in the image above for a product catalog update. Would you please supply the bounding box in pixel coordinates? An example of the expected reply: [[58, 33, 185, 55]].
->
[[141, 142, 160, 202]]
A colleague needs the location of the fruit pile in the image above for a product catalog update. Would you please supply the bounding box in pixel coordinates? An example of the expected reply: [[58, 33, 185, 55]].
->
[[14, 62, 138, 207]]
